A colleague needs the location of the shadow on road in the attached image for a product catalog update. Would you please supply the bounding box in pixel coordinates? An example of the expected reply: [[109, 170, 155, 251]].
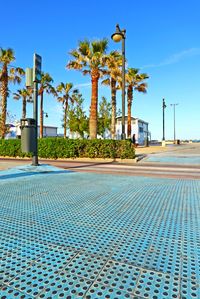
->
[[0, 170, 71, 180]]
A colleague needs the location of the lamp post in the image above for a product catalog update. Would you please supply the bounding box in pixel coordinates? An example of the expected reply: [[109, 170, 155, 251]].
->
[[40, 111, 48, 138], [162, 98, 167, 141], [32, 53, 42, 166], [42, 111, 48, 137], [170, 103, 178, 143], [111, 24, 126, 140]]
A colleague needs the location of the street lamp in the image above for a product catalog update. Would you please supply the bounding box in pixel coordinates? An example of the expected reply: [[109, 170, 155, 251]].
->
[[43, 111, 48, 118], [42, 111, 48, 138], [40, 111, 48, 139], [162, 98, 167, 141], [170, 103, 178, 143], [111, 24, 126, 140]]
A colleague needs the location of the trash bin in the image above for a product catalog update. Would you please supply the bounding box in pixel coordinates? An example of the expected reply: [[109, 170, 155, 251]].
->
[[21, 118, 36, 153]]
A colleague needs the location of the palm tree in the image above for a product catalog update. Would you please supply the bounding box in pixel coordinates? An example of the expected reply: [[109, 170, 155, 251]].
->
[[56, 82, 79, 138], [0, 48, 24, 138], [38, 73, 55, 138], [102, 51, 122, 139], [13, 88, 33, 119], [67, 39, 108, 139], [126, 68, 149, 138]]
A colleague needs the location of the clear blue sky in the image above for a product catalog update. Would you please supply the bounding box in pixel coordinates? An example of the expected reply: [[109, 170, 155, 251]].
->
[[1, 0, 200, 140]]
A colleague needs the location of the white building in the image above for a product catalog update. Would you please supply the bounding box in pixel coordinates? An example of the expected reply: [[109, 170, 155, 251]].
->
[[5, 123, 58, 139], [39, 126, 57, 137], [115, 116, 149, 145]]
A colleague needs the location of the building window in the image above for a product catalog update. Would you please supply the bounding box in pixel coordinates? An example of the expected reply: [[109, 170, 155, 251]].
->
[[139, 127, 143, 133]]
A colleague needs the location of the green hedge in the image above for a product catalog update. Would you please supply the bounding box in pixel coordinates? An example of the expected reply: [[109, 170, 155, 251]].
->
[[0, 138, 135, 159]]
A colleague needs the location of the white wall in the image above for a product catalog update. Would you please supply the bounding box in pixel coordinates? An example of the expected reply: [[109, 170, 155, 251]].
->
[[42, 127, 57, 137], [115, 118, 149, 145], [13, 125, 57, 138]]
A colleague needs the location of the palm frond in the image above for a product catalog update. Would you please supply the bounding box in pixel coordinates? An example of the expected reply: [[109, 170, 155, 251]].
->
[[12, 75, 22, 84], [78, 40, 90, 56], [82, 70, 90, 76], [67, 60, 83, 70], [15, 67, 25, 75], [135, 83, 148, 93], [57, 82, 65, 92], [41, 72, 53, 84], [73, 88, 79, 94], [57, 96, 64, 103], [101, 78, 110, 86], [127, 68, 139, 76], [140, 73, 149, 80], [69, 50, 80, 58], [0, 48, 15, 63], [13, 93, 20, 100], [91, 38, 108, 54]]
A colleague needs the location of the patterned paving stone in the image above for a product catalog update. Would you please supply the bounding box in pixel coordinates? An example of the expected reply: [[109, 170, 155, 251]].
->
[[0, 168, 200, 298]]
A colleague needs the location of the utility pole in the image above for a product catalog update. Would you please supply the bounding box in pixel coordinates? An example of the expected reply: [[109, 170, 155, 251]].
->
[[170, 103, 178, 143], [162, 98, 166, 141]]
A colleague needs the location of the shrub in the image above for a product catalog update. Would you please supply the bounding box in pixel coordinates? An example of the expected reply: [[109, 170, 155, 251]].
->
[[0, 139, 31, 157], [0, 138, 135, 159]]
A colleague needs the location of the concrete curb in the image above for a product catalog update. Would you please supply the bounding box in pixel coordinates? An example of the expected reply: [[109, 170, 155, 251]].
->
[[0, 156, 138, 164]]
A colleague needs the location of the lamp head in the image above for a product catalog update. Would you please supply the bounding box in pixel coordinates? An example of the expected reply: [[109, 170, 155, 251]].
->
[[111, 24, 124, 42], [43, 111, 48, 118]]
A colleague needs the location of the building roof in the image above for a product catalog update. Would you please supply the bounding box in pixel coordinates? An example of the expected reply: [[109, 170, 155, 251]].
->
[[8, 123, 58, 129], [40, 126, 58, 129], [116, 116, 148, 125]]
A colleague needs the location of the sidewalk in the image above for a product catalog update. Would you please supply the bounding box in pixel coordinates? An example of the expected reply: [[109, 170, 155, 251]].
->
[[136, 142, 200, 155], [136, 143, 200, 165], [0, 164, 200, 298], [1, 143, 199, 171]]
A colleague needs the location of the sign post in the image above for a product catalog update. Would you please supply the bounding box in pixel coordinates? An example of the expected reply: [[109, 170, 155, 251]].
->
[[32, 53, 42, 166]]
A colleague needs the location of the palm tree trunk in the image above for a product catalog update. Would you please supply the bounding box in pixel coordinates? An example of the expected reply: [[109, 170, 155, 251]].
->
[[64, 99, 68, 138], [127, 86, 133, 138], [111, 79, 117, 139], [0, 65, 8, 139], [22, 96, 26, 119], [40, 92, 43, 138], [90, 70, 99, 139]]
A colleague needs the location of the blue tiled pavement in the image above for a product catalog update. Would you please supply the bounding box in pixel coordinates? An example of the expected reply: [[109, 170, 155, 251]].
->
[[0, 165, 200, 298], [144, 155, 200, 165]]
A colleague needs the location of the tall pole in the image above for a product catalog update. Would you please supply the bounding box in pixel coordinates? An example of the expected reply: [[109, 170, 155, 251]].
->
[[32, 53, 42, 166], [162, 98, 166, 141], [170, 103, 178, 143], [173, 105, 176, 142], [121, 33, 126, 140], [111, 24, 126, 140], [146, 123, 149, 146], [32, 81, 38, 166]]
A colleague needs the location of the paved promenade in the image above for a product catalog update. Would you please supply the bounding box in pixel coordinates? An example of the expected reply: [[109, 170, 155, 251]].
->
[[0, 143, 200, 298]]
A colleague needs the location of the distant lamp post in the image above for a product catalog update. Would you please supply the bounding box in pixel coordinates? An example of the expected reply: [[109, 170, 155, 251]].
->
[[42, 111, 48, 138], [40, 111, 48, 138], [170, 103, 178, 143], [111, 24, 126, 140], [43, 111, 48, 118], [162, 98, 167, 141]]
